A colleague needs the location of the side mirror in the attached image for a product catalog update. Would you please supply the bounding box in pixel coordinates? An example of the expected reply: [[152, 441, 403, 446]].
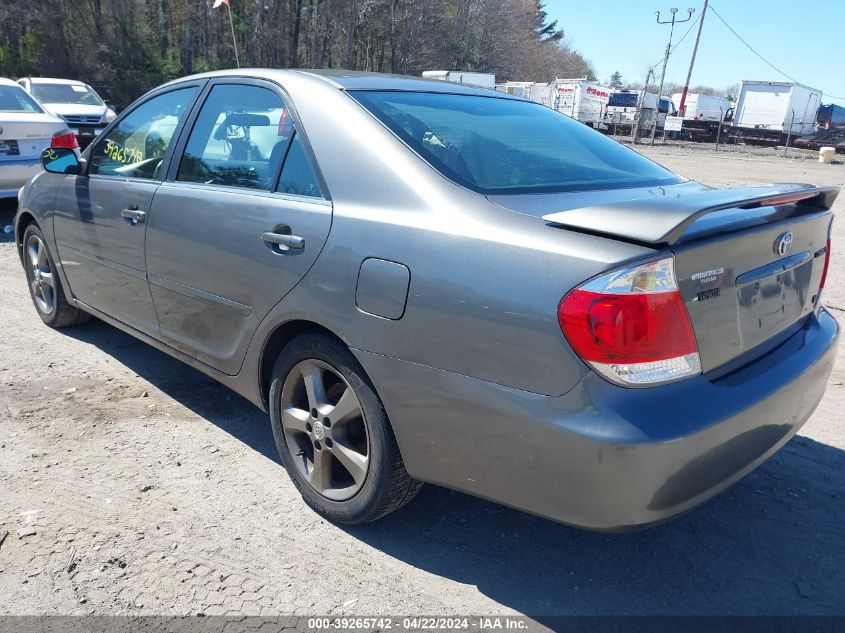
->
[[41, 147, 81, 175]]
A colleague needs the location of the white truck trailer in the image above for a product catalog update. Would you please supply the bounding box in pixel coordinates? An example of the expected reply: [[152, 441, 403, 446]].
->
[[730, 80, 822, 144], [495, 81, 552, 106], [550, 79, 612, 128], [421, 70, 496, 90], [672, 93, 732, 121]]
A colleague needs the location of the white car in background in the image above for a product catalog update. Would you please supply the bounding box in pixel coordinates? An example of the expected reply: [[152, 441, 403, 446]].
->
[[17, 77, 116, 148], [0, 78, 75, 200]]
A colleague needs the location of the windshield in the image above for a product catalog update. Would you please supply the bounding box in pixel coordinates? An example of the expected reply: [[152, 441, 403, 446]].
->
[[0, 86, 43, 112], [352, 91, 682, 195], [608, 92, 639, 108], [31, 83, 103, 106]]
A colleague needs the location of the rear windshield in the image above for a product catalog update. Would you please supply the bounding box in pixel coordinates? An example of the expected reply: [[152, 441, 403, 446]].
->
[[31, 83, 103, 106], [352, 91, 682, 195], [0, 86, 43, 113], [608, 92, 639, 108]]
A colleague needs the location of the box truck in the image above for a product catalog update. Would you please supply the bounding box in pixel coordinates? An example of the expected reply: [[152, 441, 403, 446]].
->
[[421, 70, 496, 90], [730, 80, 822, 144], [495, 81, 552, 106], [604, 90, 676, 135], [672, 93, 732, 121], [550, 79, 612, 128]]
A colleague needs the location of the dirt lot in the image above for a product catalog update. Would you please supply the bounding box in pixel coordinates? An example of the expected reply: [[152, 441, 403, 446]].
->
[[1, 144, 844, 618]]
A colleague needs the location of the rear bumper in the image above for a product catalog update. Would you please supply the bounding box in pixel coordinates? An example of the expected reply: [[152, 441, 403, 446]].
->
[[356, 308, 839, 531], [0, 159, 40, 199]]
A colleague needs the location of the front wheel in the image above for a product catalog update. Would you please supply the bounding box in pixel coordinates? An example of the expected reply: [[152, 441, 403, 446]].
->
[[22, 224, 89, 328], [269, 334, 422, 523]]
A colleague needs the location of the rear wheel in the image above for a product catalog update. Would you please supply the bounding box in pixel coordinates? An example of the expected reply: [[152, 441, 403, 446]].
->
[[269, 334, 422, 523], [22, 224, 89, 328]]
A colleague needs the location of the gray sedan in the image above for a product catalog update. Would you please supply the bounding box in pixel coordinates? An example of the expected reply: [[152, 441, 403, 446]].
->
[[14, 70, 839, 530]]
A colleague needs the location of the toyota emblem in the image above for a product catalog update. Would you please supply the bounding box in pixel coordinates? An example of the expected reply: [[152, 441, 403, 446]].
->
[[774, 232, 793, 256]]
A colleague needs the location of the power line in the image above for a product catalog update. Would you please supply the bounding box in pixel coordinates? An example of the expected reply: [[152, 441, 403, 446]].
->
[[708, 3, 799, 83], [708, 2, 845, 102]]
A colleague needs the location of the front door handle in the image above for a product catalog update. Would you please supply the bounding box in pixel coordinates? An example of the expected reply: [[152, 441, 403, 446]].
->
[[121, 208, 146, 225], [261, 231, 305, 253]]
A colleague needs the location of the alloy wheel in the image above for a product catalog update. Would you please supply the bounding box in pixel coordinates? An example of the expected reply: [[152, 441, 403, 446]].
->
[[280, 359, 370, 501], [26, 234, 55, 315]]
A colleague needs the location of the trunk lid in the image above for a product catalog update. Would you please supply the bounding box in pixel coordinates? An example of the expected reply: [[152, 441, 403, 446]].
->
[[0, 113, 66, 160], [496, 182, 838, 375], [673, 206, 832, 373]]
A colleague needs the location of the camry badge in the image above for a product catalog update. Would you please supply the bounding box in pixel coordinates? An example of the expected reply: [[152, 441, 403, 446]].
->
[[775, 232, 793, 256]]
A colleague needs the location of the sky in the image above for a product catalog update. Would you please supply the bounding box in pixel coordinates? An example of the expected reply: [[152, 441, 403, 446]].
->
[[545, 0, 845, 106]]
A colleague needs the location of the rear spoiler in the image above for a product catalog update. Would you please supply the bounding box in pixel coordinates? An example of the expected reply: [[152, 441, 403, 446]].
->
[[542, 184, 839, 246]]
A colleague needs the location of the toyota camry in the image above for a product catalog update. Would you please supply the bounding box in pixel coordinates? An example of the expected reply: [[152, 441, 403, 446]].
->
[[14, 70, 839, 530]]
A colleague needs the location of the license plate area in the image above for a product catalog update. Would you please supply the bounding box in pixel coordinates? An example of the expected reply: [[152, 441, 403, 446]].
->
[[736, 252, 813, 349], [0, 140, 20, 156]]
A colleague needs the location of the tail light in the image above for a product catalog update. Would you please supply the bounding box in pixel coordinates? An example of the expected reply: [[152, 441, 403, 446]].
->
[[558, 257, 701, 387], [819, 218, 833, 292], [51, 129, 79, 150]]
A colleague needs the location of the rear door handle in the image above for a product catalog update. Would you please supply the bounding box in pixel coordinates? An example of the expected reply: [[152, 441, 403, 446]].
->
[[121, 208, 146, 225], [261, 231, 305, 252]]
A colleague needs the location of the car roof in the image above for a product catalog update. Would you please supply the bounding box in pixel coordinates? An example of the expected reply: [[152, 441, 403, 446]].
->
[[0, 77, 22, 88], [163, 68, 515, 98]]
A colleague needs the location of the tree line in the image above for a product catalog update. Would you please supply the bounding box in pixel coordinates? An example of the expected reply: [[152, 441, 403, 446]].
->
[[0, 0, 595, 108], [606, 70, 740, 103]]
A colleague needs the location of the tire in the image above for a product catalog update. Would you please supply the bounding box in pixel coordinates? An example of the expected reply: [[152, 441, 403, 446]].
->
[[22, 224, 90, 328], [269, 333, 422, 523]]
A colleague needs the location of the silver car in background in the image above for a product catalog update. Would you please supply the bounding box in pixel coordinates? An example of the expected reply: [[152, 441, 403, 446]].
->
[[14, 70, 839, 530], [0, 77, 71, 199], [17, 77, 116, 149]]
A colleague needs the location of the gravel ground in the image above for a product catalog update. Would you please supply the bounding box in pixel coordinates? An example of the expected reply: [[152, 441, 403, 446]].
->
[[1, 145, 844, 618]]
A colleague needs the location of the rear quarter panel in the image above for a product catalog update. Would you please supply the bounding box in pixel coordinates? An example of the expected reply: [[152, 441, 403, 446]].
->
[[245, 75, 657, 397]]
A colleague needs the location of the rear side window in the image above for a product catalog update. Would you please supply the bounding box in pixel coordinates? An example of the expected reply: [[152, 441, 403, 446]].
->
[[277, 134, 324, 199], [352, 91, 682, 195], [177, 84, 292, 190], [0, 86, 42, 113]]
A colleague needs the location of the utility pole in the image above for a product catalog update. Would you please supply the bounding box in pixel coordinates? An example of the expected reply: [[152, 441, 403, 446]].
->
[[633, 67, 655, 145], [650, 7, 695, 146], [678, 0, 708, 117]]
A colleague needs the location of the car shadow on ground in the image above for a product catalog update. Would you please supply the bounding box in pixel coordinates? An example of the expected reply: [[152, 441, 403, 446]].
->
[[62, 317, 845, 617]]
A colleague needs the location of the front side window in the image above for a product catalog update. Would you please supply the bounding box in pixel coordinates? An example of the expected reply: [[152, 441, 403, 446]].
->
[[177, 84, 292, 190], [88, 87, 197, 179], [352, 91, 683, 195], [31, 83, 103, 106], [0, 86, 43, 113]]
